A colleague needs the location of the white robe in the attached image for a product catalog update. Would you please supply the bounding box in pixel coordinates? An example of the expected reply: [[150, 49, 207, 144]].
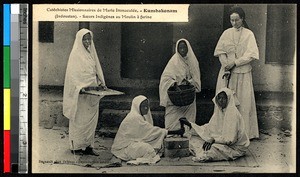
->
[[159, 38, 201, 131], [111, 95, 168, 162], [190, 88, 250, 162], [214, 27, 259, 139], [63, 28, 105, 150]]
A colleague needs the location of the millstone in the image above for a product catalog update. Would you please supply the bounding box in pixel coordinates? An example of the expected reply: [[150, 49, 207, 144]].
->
[[164, 137, 190, 158], [164, 137, 189, 149]]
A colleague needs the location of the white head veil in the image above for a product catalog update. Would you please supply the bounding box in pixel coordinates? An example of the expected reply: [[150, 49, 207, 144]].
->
[[127, 95, 154, 125], [205, 88, 242, 141], [159, 38, 201, 107]]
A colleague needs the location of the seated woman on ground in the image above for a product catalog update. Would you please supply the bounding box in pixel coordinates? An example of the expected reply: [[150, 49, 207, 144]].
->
[[111, 95, 184, 163], [179, 87, 250, 162]]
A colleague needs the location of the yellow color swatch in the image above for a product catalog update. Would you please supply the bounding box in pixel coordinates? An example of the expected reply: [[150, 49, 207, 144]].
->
[[4, 89, 10, 130]]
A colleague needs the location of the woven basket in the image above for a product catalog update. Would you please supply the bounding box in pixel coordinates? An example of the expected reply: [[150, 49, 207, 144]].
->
[[167, 84, 196, 106]]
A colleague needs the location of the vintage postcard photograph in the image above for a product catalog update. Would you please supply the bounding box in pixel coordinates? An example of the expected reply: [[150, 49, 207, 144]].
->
[[32, 4, 296, 173]]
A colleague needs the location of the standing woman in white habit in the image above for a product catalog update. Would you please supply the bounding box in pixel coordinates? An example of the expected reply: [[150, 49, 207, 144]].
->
[[159, 39, 201, 132], [63, 28, 106, 155], [214, 6, 259, 139]]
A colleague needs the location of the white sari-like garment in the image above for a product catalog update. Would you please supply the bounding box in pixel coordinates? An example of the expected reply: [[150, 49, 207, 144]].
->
[[214, 27, 259, 139], [159, 39, 201, 131], [190, 88, 250, 162], [63, 28, 106, 150], [111, 96, 168, 162]]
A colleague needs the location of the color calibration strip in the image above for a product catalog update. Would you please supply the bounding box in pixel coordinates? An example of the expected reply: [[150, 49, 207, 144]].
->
[[3, 3, 11, 173], [3, 4, 29, 173]]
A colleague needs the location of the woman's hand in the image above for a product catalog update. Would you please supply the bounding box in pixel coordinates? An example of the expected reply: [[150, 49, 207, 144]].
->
[[202, 137, 215, 151], [173, 82, 181, 91], [225, 141, 232, 146], [222, 70, 231, 79], [177, 127, 185, 137], [225, 61, 236, 71], [98, 83, 108, 90], [101, 85, 108, 90], [179, 117, 192, 130], [181, 78, 190, 85], [79, 88, 86, 94], [188, 79, 195, 86], [173, 82, 178, 87]]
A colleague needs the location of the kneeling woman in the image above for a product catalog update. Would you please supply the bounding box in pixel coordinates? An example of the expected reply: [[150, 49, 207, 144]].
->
[[111, 95, 184, 162], [180, 88, 250, 162]]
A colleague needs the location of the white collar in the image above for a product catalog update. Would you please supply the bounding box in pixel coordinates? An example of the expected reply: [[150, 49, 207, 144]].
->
[[234, 26, 243, 32]]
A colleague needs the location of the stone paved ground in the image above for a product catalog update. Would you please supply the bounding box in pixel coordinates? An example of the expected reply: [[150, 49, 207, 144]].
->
[[32, 126, 295, 174]]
